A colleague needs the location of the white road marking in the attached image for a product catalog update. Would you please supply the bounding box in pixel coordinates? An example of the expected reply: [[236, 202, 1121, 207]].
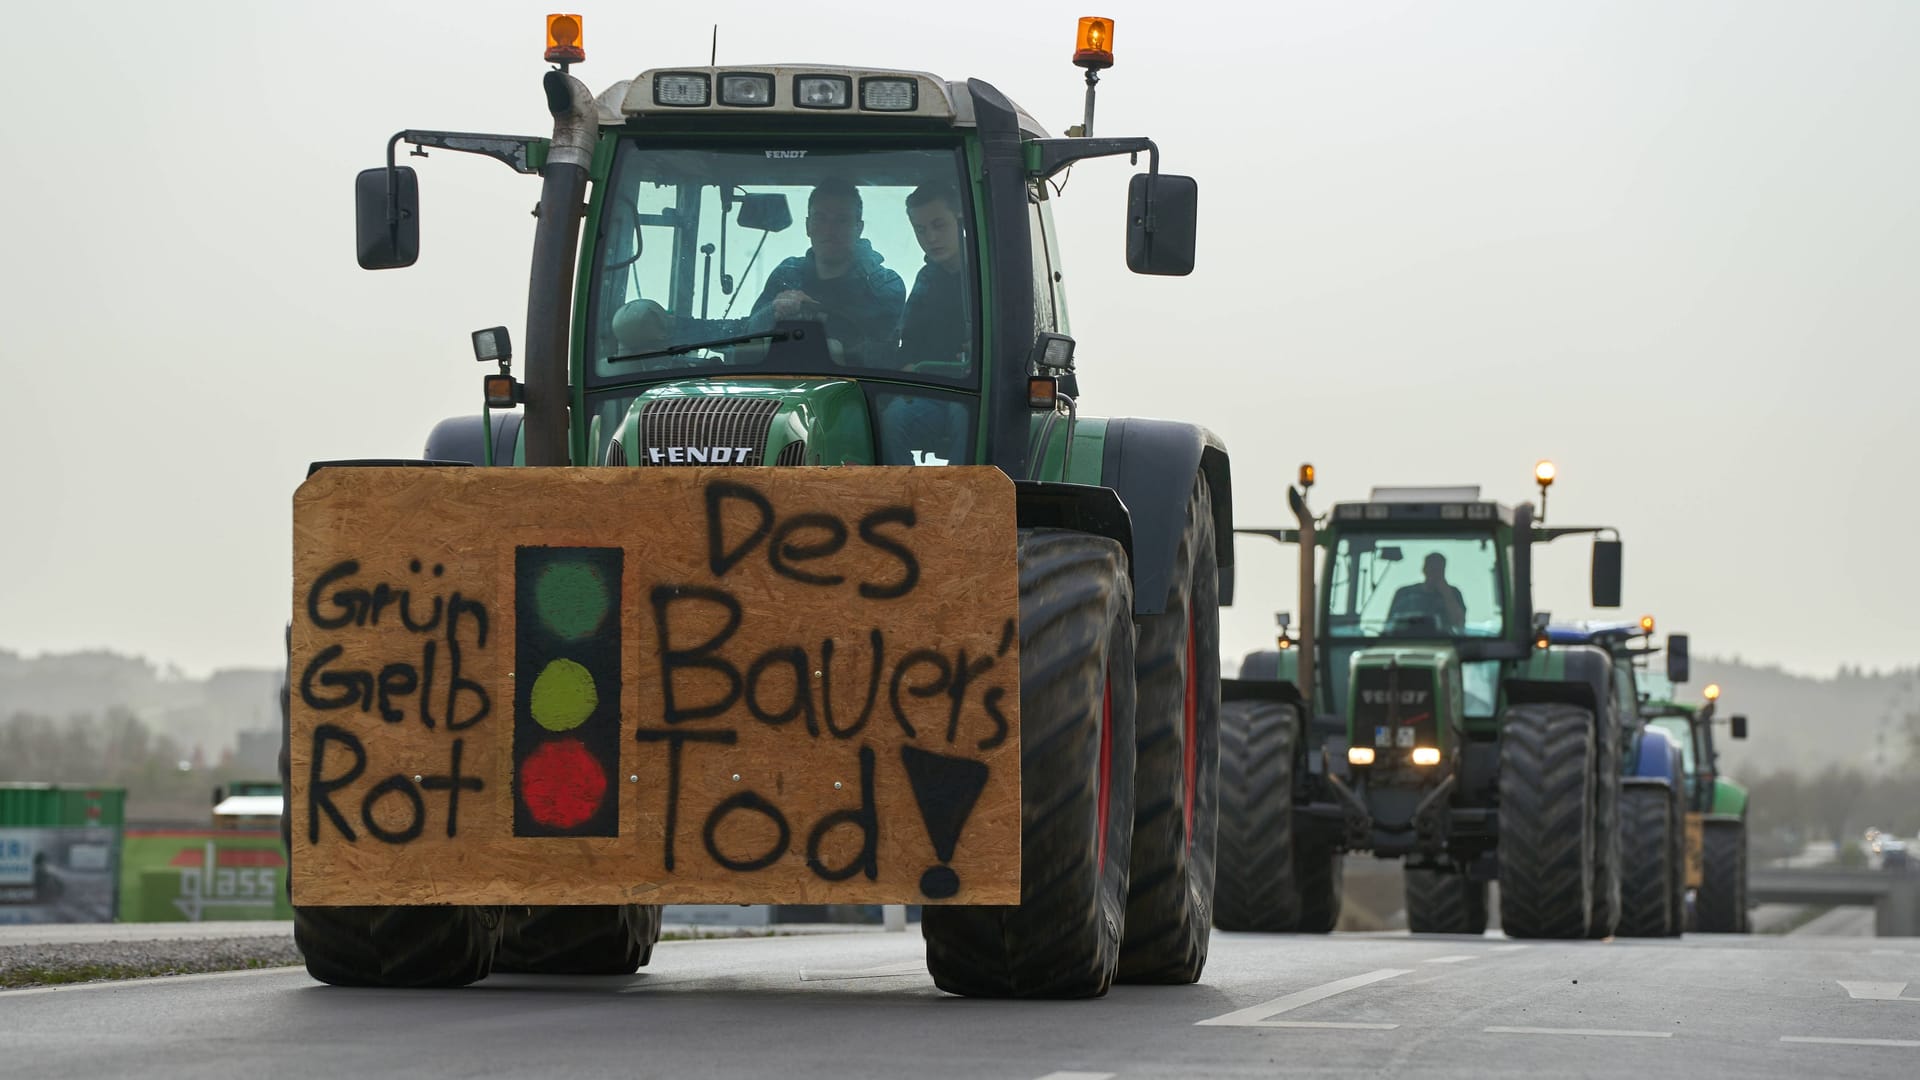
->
[[1484, 1027, 1673, 1039], [1030, 1073, 1116, 1080], [796, 963, 924, 982], [1838, 980, 1920, 1002], [0, 965, 303, 997], [1423, 955, 1477, 964], [1782, 1036, 1920, 1048], [1195, 969, 1412, 1027], [1259, 1014, 1397, 1022], [1491, 944, 1529, 952]]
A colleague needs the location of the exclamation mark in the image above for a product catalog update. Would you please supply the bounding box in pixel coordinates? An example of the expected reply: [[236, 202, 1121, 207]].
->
[[900, 745, 990, 899]]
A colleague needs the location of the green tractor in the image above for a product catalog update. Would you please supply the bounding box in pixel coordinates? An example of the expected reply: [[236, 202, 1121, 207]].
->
[[1217, 464, 1635, 938], [284, 17, 1236, 997], [1642, 653, 1751, 933]]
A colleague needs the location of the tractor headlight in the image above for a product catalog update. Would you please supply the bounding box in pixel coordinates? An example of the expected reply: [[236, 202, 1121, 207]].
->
[[653, 73, 711, 107], [860, 77, 918, 111], [1348, 746, 1376, 767], [795, 75, 852, 109], [719, 73, 775, 107], [1411, 746, 1441, 767]]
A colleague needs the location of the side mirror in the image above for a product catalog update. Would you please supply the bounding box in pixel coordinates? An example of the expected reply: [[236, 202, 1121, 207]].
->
[[1666, 633, 1690, 684], [356, 165, 420, 270], [1591, 539, 1623, 608], [1126, 173, 1197, 276], [1730, 714, 1748, 740], [737, 192, 792, 233]]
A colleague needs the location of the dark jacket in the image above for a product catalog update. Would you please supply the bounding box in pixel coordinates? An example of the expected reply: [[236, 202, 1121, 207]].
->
[[750, 239, 905, 358], [897, 259, 971, 365]]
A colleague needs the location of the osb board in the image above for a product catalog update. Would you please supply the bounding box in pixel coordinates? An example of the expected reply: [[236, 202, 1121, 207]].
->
[[289, 466, 1019, 906]]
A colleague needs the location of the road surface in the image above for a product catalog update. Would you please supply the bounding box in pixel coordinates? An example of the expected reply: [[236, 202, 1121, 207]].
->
[[5, 928, 1916, 1078]]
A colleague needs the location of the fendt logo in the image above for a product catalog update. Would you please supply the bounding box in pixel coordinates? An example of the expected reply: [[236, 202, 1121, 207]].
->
[[647, 446, 757, 465], [1360, 689, 1430, 706]]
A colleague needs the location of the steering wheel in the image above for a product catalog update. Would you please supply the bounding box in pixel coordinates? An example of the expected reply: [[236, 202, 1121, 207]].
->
[[1384, 612, 1446, 635]]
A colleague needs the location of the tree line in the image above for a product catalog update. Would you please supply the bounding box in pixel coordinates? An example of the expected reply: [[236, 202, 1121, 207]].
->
[[1, 709, 264, 824]]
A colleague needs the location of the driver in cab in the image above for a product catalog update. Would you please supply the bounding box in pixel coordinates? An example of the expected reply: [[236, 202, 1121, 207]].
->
[[1387, 552, 1468, 633], [751, 178, 905, 358]]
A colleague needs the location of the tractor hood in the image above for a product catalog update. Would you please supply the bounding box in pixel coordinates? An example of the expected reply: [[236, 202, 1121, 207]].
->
[[600, 378, 876, 468], [1347, 646, 1464, 763]]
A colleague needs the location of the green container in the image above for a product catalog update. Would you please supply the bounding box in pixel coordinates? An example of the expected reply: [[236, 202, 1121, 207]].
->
[[0, 783, 127, 828]]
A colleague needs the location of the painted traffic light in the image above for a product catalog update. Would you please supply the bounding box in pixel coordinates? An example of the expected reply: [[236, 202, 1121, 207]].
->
[[514, 546, 623, 837]]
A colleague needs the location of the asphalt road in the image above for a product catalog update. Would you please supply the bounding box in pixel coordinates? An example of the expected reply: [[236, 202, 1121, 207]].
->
[[6, 929, 1917, 1079]]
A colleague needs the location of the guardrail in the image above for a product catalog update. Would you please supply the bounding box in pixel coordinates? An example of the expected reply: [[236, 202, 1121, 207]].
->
[[1748, 867, 1919, 936]]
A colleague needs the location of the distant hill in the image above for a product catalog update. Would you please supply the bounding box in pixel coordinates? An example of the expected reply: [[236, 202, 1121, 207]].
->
[[0, 649, 279, 768], [1690, 657, 1917, 779]]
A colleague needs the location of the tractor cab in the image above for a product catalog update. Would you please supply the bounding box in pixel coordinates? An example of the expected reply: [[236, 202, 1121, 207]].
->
[[356, 45, 1198, 478], [1320, 487, 1526, 740]]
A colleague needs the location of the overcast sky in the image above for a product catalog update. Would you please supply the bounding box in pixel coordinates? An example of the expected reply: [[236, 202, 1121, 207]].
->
[[1, 1, 1914, 680]]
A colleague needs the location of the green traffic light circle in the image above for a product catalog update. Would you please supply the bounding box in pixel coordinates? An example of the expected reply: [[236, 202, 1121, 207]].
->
[[536, 561, 611, 640], [530, 658, 598, 732]]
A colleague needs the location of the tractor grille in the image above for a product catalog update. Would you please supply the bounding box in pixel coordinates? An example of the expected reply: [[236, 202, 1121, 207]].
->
[[774, 440, 808, 466], [1353, 663, 1439, 760], [605, 437, 627, 466], [632, 397, 781, 466]]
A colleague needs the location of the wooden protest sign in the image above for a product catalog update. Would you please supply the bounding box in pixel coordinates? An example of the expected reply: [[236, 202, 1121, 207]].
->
[[288, 466, 1020, 906]]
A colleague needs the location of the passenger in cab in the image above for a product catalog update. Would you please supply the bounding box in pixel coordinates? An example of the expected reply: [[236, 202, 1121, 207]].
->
[[897, 185, 970, 366], [751, 178, 905, 359]]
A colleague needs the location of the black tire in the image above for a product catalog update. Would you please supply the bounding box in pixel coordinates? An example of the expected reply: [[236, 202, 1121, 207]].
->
[[1118, 477, 1220, 984], [494, 904, 664, 974], [1294, 842, 1344, 934], [1212, 699, 1341, 933], [1697, 818, 1749, 933], [1665, 754, 1689, 936], [1616, 782, 1675, 937], [1405, 868, 1488, 935], [1213, 699, 1300, 931], [295, 904, 504, 988], [1585, 710, 1622, 940], [280, 624, 504, 989], [1498, 702, 1596, 939], [923, 529, 1138, 998]]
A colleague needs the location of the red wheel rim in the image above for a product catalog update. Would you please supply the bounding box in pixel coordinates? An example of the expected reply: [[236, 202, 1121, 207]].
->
[[1182, 607, 1198, 851], [1097, 667, 1113, 870]]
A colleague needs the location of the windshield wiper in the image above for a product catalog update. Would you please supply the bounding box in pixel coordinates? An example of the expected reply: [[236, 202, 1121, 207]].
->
[[606, 327, 802, 366]]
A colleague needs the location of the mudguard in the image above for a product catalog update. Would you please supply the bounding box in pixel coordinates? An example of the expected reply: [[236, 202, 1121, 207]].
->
[[1099, 418, 1234, 615], [1504, 645, 1613, 724], [1626, 724, 1683, 785], [1221, 676, 1306, 708], [1710, 778, 1748, 817], [423, 412, 524, 466], [1236, 649, 1298, 683], [1013, 480, 1134, 579]]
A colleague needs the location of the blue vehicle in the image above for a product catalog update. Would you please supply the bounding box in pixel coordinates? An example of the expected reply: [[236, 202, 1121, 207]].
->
[[1539, 619, 1689, 937]]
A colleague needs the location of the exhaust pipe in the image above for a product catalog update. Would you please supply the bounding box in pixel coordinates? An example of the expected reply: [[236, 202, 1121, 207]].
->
[[521, 70, 599, 466]]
